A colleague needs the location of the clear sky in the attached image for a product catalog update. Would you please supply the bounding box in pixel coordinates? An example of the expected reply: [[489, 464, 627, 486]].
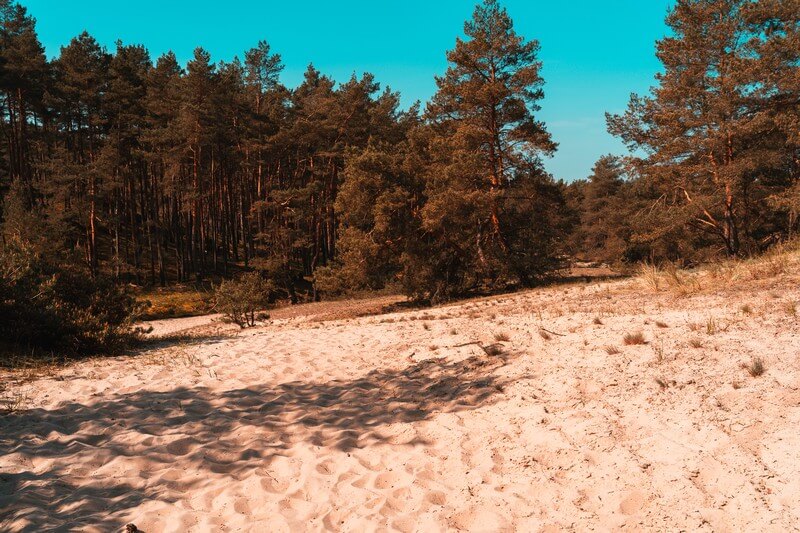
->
[[20, 0, 672, 182]]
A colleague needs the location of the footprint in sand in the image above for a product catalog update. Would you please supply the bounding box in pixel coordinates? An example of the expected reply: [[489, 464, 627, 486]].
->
[[374, 471, 402, 489], [619, 490, 647, 515], [425, 490, 447, 506]]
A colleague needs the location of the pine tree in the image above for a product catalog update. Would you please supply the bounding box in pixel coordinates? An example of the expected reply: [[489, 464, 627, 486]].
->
[[0, 0, 49, 205], [608, 0, 800, 256], [406, 0, 563, 301]]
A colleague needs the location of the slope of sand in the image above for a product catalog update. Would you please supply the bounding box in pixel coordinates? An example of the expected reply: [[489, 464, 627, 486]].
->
[[2, 269, 800, 531]]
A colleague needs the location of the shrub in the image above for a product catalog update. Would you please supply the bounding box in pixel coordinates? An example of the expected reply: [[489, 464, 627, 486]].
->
[[0, 239, 139, 356], [215, 272, 273, 328]]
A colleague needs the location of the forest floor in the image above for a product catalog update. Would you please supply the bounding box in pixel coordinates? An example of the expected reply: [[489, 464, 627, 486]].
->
[[2, 253, 800, 532]]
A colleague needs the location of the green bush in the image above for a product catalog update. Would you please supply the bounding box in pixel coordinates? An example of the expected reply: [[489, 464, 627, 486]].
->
[[214, 272, 273, 328], [0, 239, 139, 356]]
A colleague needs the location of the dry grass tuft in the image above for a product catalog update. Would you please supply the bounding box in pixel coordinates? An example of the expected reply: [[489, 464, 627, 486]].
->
[[688, 338, 704, 349], [652, 341, 666, 363], [746, 357, 766, 377], [639, 262, 701, 295], [605, 345, 621, 355], [623, 331, 646, 345], [494, 331, 511, 342]]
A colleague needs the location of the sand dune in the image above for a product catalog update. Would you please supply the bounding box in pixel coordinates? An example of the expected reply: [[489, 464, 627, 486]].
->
[[2, 273, 800, 531]]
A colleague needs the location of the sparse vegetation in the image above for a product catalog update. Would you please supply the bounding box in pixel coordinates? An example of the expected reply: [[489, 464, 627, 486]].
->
[[623, 331, 646, 345], [688, 338, 703, 349], [746, 357, 766, 378], [605, 345, 621, 355], [215, 272, 273, 328], [494, 331, 511, 342], [136, 287, 214, 320], [652, 341, 665, 363]]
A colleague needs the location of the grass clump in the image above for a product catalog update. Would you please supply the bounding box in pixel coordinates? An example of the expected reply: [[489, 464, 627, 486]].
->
[[746, 357, 766, 377], [623, 331, 646, 345], [494, 331, 511, 342]]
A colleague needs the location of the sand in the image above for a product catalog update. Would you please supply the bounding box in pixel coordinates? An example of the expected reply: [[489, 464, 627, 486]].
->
[[2, 272, 800, 531]]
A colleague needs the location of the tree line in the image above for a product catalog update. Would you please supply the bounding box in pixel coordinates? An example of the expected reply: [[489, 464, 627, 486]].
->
[[1, 0, 799, 316], [571, 0, 800, 264]]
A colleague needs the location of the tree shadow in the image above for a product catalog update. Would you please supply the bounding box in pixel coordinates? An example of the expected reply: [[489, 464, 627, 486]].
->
[[131, 332, 232, 351], [0, 352, 515, 531]]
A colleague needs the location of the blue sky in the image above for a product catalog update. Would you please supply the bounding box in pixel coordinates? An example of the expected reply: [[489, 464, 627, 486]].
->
[[21, 0, 671, 181]]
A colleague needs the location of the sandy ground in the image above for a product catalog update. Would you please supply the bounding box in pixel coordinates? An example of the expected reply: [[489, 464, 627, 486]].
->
[[2, 270, 800, 532]]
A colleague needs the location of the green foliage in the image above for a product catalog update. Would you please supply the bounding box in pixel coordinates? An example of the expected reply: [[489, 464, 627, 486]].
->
[[214, 272, 273, 328], [401, 0, 566, 302], [0, 238, 139, 355], [608, 0, 800, 257]]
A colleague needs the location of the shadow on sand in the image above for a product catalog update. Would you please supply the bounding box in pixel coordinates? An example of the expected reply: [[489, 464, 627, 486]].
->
[[0, 351, 515, 531]]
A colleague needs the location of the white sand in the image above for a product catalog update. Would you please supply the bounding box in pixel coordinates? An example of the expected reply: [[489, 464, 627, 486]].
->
[[2, 274, 800, 531]]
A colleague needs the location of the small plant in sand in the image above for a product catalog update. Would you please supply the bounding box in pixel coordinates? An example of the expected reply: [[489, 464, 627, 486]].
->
[[639, 263, 661, 291], [739, 304, 753, 315], [623, 331, 646, 345], [592, 317, 603, 325], [494, 331, 511, 342], [655, 321, 669, 328], [746, 357, 766, 377], [688, 338, 704, 349], [652, 341, 666, 363], [0, 389, 31, 414], [605, 345, 621, 355], [705, 317, 718, 335], [784, 300, 797, 317], [215, 272, 273, 328]]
